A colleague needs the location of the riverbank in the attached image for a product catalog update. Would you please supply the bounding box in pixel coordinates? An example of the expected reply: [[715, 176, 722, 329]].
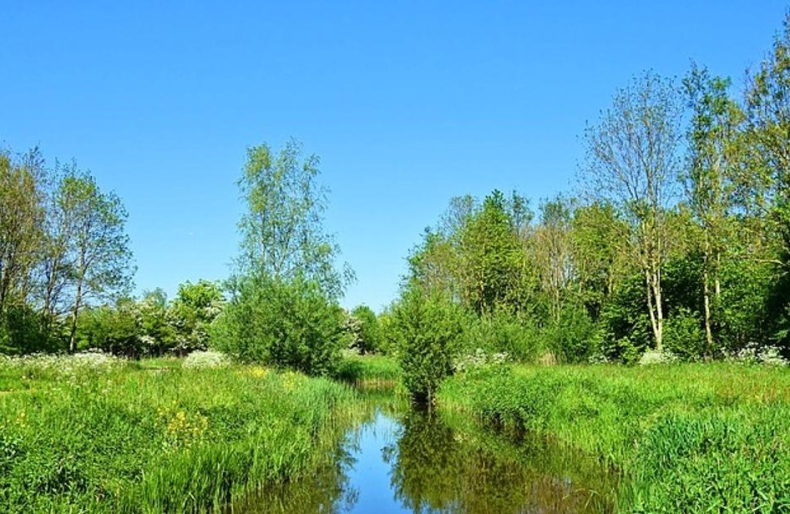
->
[[439, 363, 790, 511], [0, 354, 361, 512]]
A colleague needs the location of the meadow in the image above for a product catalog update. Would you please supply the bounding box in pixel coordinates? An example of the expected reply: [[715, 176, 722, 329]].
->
[[439, 362, 790, 512], [2, 351, 789, 512], [0, 352, 362, 513]]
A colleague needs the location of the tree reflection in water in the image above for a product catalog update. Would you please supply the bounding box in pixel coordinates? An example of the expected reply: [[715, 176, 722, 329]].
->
[[233, 403, 617, 513]]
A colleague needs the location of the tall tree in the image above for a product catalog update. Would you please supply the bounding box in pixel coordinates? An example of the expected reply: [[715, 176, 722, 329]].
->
[[458, 190, 524, 315], [583, 71, 683, 351], [60, 171, 134, 352], [534, 195, 576, 323], [570, 201, 631, 320], [746, 12, 790, 260], [683, 65, 744, 355], [0, 149, 46, 313], [236, 138, 351, 299]]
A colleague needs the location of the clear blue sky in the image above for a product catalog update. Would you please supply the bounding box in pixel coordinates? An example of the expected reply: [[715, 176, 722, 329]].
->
[[2, 1, 787, 311]]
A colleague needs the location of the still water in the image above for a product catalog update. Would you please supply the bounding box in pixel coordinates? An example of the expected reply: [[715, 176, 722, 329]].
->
[[234, 405, 617, 513]]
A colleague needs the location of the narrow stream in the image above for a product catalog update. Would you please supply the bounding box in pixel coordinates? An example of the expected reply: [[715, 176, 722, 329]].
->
[[233, 399, 618, 513]]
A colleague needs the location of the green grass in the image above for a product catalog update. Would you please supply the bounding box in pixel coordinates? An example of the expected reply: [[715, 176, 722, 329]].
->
[[0, 356, 362, 513], [334, 353, 401, 385], [439, 363, 790, 512]]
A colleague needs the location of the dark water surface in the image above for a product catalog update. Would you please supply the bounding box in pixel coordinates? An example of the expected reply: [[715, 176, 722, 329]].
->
[[233, 403, 618, 513]]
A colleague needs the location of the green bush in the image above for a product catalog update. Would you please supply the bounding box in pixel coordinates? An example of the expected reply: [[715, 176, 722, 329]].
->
[[213, 276, 346, 376], [463, 309, 540, 363], [387, 288, 465, 404], [664, 307, 706, 360], [544, 302, 597, 363], [347, 304, 382, 355], [0, 304, 62, 355]]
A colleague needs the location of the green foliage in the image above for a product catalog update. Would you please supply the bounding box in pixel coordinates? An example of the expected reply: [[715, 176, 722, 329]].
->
[[463, 309, 540, 363], [458, 190, 525, 315], [663, 308, 706, 360], [543, 302, 597, 363], [595, 274, 653, 363], [75, 299, 141, 357], [236, 138, 352, 300], [347, 304, 382, 355], [0, 305, 62, 355], [169, 280, 224, 354], [387, 289, 466, 404], [0, 357, 359, 512], [213, 276, 346, 376]]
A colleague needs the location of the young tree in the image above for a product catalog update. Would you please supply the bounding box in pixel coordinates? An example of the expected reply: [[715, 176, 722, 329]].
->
[[570, 201, 631, 321], [746, 12, 790, 255], [583, 71, 683, 351], [683, 64, 744, 355], [236, 138, 352, 299], [458, 190, 524, 316], [534, 195, 576, 323], [348, 304, 381, 355], [389, 287, 465, 405], [219, 139, 353, 373], [170, 279, 224, 354]]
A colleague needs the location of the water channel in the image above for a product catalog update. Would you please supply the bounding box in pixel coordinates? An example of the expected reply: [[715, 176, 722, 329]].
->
[[233, 395, 619, 513]]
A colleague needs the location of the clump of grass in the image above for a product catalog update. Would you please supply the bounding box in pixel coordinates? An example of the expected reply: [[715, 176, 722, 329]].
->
[[0, 356, 361, 512], [439, 363, 790, 510]]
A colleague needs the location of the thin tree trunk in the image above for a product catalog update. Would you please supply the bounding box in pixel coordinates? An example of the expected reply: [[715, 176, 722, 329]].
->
[[68, 280, 82, 353], [645, 268, 661, 351]]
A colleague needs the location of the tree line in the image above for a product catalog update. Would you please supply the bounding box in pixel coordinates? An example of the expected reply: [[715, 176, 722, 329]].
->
[[3, 12, 789, 405], [387, 14, 790, 367], [0, 149, 132, 354]]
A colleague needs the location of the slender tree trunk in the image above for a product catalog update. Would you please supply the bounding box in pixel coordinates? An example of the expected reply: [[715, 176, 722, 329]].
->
[[68, 280, 82, 353], [645, 268, 659, 351], [702, 265, 714, 357]]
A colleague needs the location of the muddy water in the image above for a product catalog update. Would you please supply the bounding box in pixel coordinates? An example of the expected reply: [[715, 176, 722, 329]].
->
[[232, 401, 618, 513]]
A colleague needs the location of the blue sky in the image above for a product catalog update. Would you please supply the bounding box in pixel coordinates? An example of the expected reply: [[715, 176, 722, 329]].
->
[[1, 1, 788, 311]]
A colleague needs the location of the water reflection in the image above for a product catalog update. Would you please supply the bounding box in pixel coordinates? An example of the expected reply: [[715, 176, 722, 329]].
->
[[233, 405, 616, 513]]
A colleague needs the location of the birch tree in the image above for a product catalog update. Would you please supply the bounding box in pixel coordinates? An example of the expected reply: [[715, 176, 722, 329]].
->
[[583, 72, 683, 351]]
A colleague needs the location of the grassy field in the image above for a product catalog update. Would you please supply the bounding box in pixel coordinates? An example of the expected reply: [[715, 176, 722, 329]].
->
[[439, 363, 790, 512], [0, 353, 362, 513]]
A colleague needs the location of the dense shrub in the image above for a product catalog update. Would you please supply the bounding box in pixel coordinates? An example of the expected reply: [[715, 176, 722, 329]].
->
[[0, 305, 62, 355], [463, 309, 540, 363], [387, 288, 465, 404], [346, 304, 382, 355], [212, 276, 346, 376], [663, 307, 706, 360]]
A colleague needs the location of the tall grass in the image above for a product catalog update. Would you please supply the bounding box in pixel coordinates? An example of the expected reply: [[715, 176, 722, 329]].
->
[[439, 363, 790, 511], [334, 354, 401, 386], [0, 354, 361, 512]]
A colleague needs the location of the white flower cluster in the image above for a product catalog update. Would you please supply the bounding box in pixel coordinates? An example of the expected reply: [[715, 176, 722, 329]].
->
[[638, 349, 678, 366], [182, 350, 230, 369], [0, 350, 122, 376], [723, 343, 789, 366], [453, 347, 508, 373]]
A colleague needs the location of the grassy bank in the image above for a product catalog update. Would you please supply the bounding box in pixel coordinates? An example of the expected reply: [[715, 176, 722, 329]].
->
[[334, 353, 401, 387], [439, 363, 790, 512], [0, 354, 361, 513]]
